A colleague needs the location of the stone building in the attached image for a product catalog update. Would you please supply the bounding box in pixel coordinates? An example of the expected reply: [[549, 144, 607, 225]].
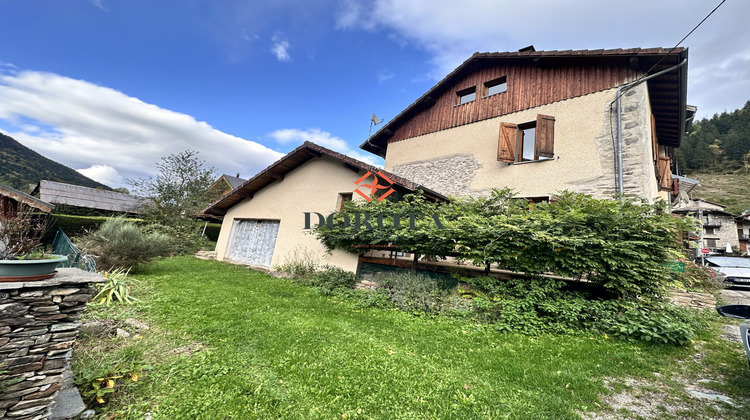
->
[[672, 198, 740, 255], [207, 47, 694, 273], [361, 47, 694, 202]]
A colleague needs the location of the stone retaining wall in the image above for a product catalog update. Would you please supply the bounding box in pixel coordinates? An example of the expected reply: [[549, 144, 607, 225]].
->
[[0, 268, 104, 420]]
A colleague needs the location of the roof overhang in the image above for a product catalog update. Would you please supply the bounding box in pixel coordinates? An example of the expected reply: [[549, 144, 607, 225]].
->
[[361, 47, 689, 156], [203, 142, 448, 217], [0, 183, 54, 213]]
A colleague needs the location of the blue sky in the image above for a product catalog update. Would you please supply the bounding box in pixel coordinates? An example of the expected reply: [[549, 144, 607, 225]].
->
[[0, 0, 748, 187]]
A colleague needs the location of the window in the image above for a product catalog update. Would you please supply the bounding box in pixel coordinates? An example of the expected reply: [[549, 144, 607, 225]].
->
[[336, 193, 352, 211], [456, 86, 476, 105], [704, 227, 716, 235], [705, 238, 717, 248], [484, 76, 507, 97], [497, 114, 555, 163]]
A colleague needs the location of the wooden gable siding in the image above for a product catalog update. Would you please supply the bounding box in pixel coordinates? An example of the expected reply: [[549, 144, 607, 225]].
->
[[388, 61, 640, 144]]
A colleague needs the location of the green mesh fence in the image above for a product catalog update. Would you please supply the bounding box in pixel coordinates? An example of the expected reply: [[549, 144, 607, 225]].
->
[[52, 228, 96, 272]]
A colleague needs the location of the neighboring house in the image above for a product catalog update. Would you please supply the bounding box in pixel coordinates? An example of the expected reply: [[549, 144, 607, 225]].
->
[[672, 198, 739, 255], [203, 142, 445, 271], [207, 173, 247, 199], [0, 182, 54, 216], [360, 47, 693, 202], [737, 213, 750, 255], [32, 180, 145, 214]]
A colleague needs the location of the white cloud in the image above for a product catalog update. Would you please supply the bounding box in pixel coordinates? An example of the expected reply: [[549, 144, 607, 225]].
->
[[377, 70, 394, 83], [271, 35, 291, 62], [269, 128, 382, 166], [90, 0, 107, 11], [0, 70, 285, 188], [335, 0, 750, 118], [77, 164, 123, 185]]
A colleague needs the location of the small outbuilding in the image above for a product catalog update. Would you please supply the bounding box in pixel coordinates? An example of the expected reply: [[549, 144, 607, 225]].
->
[[203, 142, 445, 272]]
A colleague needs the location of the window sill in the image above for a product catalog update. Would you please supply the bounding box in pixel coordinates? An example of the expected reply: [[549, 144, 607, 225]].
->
[[509, 158, 554, 165]]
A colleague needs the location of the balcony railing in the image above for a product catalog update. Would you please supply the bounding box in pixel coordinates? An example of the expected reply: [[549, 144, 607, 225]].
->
[[702, 220, 723, 227]]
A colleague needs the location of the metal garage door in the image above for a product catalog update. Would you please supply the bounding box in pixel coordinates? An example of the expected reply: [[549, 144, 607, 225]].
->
[[225, 219, 280, 267]]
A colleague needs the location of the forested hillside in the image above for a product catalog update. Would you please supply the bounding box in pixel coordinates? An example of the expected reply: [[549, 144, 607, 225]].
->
[[675, 101, 750, 214], [675, 101, 750, 172], [0, 132, 110, 192]]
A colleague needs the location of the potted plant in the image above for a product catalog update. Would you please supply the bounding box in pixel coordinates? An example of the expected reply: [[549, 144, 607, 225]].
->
[[0, 202, 67, 281]]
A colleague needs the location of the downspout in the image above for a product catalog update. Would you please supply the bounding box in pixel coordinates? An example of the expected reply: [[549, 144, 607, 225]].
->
[[613, 58, 688, 201]]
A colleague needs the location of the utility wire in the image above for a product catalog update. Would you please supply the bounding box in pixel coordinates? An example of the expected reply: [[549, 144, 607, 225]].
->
[[612, 0, 726, 104], [608, 0, 726, 192]]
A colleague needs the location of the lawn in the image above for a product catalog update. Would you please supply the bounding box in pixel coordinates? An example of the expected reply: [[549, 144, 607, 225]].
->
[[73, 257, 750, 419]]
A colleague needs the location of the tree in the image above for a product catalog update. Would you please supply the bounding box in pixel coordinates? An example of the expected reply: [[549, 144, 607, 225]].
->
[[130, 150, 216, 228]]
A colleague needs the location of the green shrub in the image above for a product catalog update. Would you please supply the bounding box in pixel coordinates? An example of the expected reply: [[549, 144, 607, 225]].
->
[[274, 247, 320, 279], [142, 222, 212, 256], [671, 259, 723, 291], [309, 266, 359, 294], [77, 216, 171, 272], [462, 276, 701, 346], [378, 270, 452, 313], [94, 268, 137, 305], [330, 288, 394, 309]]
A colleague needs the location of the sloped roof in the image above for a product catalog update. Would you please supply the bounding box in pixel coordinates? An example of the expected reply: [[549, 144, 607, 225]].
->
[[361, 47, 689, 156], [203, 142, 447, 216], [222, 174, 247, 190], [34, 180, 145, 213], [0, 183, 54, 213]]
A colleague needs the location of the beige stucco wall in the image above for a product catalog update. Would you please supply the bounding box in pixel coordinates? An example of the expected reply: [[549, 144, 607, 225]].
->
[[215, 156, 363, 272], [385, 85, 660, 201]]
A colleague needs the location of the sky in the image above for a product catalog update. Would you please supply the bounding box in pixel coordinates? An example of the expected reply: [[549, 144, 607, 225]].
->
[[0, 0, 747, 188]]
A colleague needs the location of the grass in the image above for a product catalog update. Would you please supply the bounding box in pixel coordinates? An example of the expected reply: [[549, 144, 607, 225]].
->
[[73, 257, 750, 419], [686, 170, 750, 214]]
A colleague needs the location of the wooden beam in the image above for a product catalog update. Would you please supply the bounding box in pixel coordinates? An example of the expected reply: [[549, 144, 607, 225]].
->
[[343, 162, 360, 173]]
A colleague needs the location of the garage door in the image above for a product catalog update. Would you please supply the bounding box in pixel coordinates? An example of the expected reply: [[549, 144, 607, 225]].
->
[[225, 219, 280, 267]]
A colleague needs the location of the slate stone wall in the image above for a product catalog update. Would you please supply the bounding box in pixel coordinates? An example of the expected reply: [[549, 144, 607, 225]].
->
[[0, 269, 103, 420]]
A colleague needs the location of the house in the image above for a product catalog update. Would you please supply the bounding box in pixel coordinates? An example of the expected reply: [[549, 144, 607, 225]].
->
[[32, 180, 145, 214], [736, 213, 750, 255], [361, 47, 693, 202], [672, 198, 740, 256], [207, 173, 247, 199], [0, 182, 54, 216], [203, 142, 445, 271]]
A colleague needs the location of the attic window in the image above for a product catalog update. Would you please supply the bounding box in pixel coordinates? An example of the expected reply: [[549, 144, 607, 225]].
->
[[456, 86, 476, 105], [484, 76, 507, 97]]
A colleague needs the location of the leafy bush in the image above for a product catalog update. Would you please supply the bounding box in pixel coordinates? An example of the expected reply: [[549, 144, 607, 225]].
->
[[46, 214, 112, 242], [315, 189, 694, 299], [143, 221, 212, 255], [671, 259, 723, 291], [202, 223, 222, 242], [0, 202, 50, 259], [309, 266, 359, 294], [462, 276, 701, 346], [377, 271, 452, 313], [77, 216, 171, 271], [94, 268, 136, 305], [274, 247, 320, 279], [600, 303, 700, 346]]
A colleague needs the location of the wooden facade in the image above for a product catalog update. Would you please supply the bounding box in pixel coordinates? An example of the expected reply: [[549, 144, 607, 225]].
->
[[387, 61, 640, 144]]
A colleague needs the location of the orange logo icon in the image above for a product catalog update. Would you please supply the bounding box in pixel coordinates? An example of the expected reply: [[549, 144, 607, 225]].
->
[[353, 171, 396, 202]]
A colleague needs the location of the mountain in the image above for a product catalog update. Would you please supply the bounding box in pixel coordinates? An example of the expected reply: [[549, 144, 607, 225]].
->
[[0, 132, 110, 192]]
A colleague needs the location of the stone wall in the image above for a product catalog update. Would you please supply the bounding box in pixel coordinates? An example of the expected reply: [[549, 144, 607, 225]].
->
[[0, 268, 103, 420]]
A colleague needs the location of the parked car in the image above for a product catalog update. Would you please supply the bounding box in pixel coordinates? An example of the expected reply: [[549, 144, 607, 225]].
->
[[716, 305, 750, 368], [704, 257, 750, 288]]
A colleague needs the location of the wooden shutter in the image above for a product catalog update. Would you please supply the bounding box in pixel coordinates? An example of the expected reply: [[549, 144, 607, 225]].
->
[[657, 156, 672, 190], [498, 122, 518, 162], [535, 114, 555, 159]]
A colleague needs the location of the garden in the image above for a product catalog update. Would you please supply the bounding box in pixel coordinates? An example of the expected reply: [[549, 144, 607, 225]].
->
[[4, 151, 749, 418]]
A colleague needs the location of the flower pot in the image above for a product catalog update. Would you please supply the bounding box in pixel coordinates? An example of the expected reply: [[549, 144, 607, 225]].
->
[[0, 255, 69, 281]]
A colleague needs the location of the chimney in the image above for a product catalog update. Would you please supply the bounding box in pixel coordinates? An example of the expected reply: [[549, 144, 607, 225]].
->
[[236, 173, 240, 178]]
